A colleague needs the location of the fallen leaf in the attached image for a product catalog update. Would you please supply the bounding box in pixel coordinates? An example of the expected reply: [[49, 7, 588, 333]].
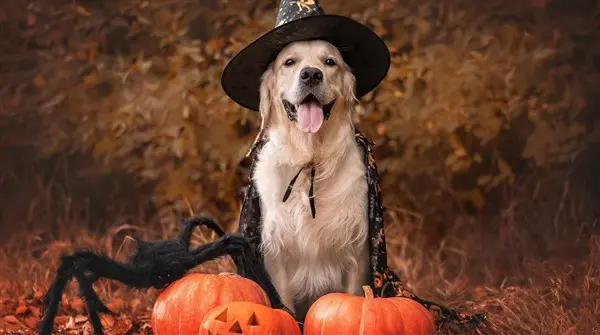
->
[[29, 306, 40, 317], [3, 315, 20, 324], [70, 298, 84, 310], [55, 315, 70, 324], [0, 315, 24, 332], [107, 316, 134, 335], [75, 315, 88, 324], [23, 315, 38, 329], [15, 304, 29, 315], [33, 289, 44, 300], [105, 299, 122, 312], [101, 314, 116, 328], [65, 316, 77, 329]]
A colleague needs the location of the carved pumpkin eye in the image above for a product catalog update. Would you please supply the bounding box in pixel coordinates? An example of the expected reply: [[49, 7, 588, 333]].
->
[[247, 312, 259, 326], [215, 308, 228, 322]]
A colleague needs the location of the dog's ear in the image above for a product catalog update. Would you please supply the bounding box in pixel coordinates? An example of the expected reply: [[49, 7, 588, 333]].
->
[[259, 64, 275, 129], [342, 65, 358, 106], [246, 63, 275, 157]]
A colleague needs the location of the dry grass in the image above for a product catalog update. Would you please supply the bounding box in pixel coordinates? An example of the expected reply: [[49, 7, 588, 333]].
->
[[385, 171, 600, 335], [0, 166, 235, 334], [0, 169, 598, 334]]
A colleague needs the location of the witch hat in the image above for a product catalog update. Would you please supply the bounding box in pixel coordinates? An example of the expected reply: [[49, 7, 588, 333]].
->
[[221, 0, 391, 112]]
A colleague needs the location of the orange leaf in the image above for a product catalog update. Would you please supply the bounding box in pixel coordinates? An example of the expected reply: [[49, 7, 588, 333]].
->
[[29, 306, 40, 317], [3, 315, 20, 324], [71, 297, 85, 310], [23, 316, 38, 329], [15, 304, 28, 315], [33, 289, 44, 300], [100, 314, 116, 328]]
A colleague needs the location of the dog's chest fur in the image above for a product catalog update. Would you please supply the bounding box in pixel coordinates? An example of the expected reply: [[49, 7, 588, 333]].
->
[[252, 129, 369, 307]]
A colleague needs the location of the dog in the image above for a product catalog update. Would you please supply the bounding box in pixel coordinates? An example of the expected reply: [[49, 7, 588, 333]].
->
[[251, 39, 370, 320]]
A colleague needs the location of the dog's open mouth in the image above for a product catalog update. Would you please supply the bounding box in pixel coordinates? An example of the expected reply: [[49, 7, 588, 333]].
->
[[283, 95, 335, 133]]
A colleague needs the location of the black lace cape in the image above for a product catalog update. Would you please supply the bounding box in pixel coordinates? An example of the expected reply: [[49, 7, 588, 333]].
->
[[236, 129, 485, 332]]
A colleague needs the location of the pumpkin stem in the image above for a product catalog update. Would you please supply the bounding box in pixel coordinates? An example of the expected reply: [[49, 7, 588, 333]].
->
[[218, 272, 240, 278], [362, 285, 375, 298]]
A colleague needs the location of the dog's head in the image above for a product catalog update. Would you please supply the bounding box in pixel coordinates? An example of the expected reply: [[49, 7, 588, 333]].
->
[[258, 40, 357, 135]]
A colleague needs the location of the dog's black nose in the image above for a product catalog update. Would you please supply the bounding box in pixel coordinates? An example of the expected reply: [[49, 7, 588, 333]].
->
[[299, 67, 323, 87]]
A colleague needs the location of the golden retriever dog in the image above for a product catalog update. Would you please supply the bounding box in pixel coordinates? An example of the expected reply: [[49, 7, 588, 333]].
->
[[252, 39, 370, 320]]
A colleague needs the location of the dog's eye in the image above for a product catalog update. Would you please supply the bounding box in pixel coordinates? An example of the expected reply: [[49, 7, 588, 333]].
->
[[284, 58, 296, 67], [325, 58, 336, 66]]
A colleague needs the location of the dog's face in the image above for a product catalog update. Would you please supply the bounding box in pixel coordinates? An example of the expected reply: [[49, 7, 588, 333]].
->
[[259, 40, 356, 134]]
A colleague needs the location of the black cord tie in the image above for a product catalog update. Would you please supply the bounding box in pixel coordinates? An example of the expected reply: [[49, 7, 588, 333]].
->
[[282, 164, 317, 219]]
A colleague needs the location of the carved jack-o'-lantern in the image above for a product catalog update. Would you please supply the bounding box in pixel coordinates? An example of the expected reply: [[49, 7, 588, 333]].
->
[[198, 301, 301, 335], [151, 273, 271, 335]]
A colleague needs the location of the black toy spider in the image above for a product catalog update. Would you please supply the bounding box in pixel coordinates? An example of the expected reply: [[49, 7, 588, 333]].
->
[[38, 215, 287, 335]]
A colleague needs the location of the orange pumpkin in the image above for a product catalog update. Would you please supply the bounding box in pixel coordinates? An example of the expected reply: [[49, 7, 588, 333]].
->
[[303, 285, 435, 335], [151, 272, 271, 335], [199, 301, 301, 335]]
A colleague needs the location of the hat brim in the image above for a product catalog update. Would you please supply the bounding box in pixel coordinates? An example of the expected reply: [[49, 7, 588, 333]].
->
[[221, 14, 391, 111]]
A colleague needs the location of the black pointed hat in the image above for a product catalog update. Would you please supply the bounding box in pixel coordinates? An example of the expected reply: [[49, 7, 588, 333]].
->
[[221, 0, 391, 111]]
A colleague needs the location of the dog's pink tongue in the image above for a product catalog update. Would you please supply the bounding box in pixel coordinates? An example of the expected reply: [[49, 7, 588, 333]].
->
[[297, 100, 324, 133]]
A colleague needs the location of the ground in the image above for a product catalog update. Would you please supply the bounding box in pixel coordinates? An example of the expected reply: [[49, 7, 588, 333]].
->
[[0, 170, 599, 334]]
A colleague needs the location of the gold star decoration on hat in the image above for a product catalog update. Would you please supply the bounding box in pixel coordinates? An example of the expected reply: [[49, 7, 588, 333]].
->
[[296, 0, 316, 12]]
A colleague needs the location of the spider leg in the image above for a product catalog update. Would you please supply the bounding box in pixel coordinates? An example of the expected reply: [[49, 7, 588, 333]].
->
[[185, 234, 285, 310], [177, 215, 226, 247], [40, 255, 76, 335], [73, 267, 114, 334], [40, 250, 154, 335], [232, 238, 286, 310], [87, 273, 99, 283]]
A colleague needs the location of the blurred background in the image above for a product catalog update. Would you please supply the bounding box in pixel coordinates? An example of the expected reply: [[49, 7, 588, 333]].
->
[[0, 0, 599, 333]]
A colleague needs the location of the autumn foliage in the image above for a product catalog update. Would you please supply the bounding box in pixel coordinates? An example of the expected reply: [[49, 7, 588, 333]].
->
[[1, 0, 599, 229]]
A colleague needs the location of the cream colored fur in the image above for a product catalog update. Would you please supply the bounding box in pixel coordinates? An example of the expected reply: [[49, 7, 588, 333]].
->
[[252, 40, 370, 319]]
